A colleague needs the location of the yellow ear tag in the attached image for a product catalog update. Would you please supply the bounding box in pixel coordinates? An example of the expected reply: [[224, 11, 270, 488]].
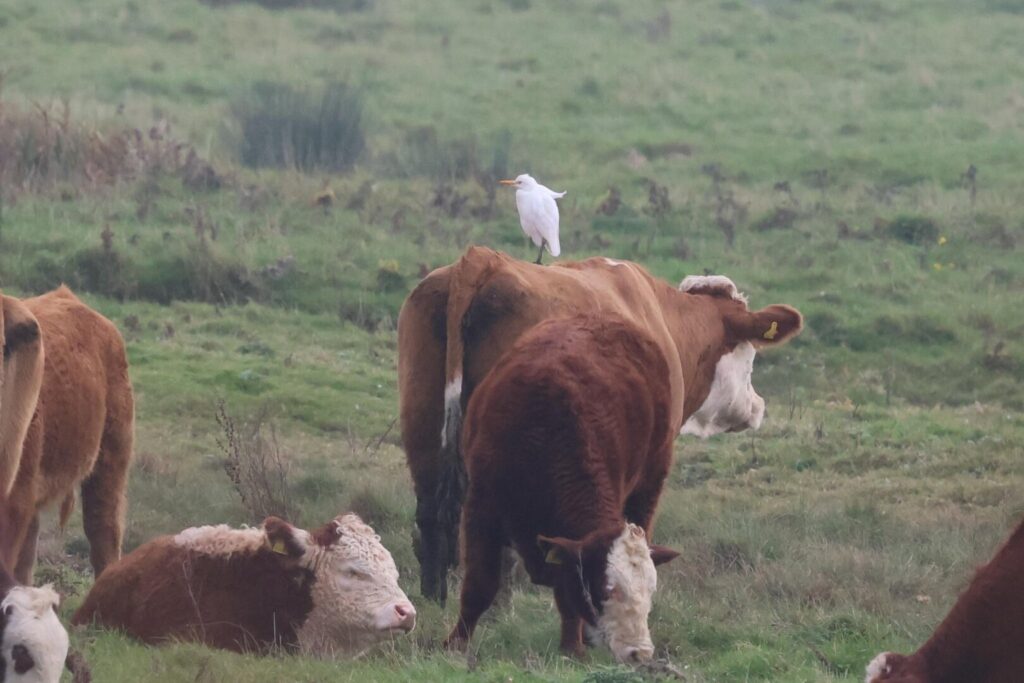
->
[[271, 540, 288, 555], [763, 321, 778, 340], [545, 548, 564, 565]]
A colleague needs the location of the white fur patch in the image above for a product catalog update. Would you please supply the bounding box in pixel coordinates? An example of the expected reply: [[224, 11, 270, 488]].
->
[[1, 585, 69, 683], [603, 258, 625, 267], [441, 375, 463, 448], [864, 652, 891, 682], [599, 525, 657, 663], [173, 525, 270, 558], [681, 342, 764, 438], [298, 513, 415, 656], [678, 274, 748, 304]]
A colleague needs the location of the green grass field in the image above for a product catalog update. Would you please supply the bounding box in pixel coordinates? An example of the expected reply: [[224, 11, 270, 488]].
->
[[2, 0, 1024, 680]]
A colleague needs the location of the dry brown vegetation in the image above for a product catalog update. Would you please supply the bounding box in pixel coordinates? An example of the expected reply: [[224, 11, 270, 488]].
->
[[0, 93, 221, 199]]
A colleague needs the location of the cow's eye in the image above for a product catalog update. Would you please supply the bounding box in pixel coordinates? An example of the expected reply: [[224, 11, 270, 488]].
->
[[345, 568, 367, 580]]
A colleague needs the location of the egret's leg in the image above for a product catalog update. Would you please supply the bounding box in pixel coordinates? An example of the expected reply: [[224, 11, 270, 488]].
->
[[534, 241, 546, 265]]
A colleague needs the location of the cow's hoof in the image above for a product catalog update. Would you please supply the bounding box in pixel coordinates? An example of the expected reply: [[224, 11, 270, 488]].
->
[[443, 633, 469, 653]]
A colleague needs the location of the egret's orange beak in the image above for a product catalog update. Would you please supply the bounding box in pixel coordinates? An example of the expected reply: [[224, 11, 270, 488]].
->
[[498, 179, 516, 186]]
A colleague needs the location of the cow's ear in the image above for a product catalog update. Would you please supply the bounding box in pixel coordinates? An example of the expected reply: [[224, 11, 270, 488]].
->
[[537, 535, 583, 565], [263, 517, 306, 559], [649, 544, 680, 566], [727, 304, 802, 347]]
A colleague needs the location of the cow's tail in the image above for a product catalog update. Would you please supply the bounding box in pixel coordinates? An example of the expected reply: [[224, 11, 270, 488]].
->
[[435, 249, 497, 575], [0, 297, 44, 497]]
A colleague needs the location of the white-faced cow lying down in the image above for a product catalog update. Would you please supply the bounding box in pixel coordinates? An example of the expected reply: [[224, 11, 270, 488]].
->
[[0, 561, 68, 683], [866, 515, 1024, 683], [72, 513, 415, 656]]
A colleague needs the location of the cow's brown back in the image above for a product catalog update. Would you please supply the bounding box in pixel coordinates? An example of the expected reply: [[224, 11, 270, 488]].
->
[[869, 517, 1024, 682], [463, 315, 674, 572], [72, 536, 315, 653]]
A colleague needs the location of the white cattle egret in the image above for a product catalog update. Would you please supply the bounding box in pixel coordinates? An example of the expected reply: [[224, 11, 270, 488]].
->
[[499, 174, 566, 264]]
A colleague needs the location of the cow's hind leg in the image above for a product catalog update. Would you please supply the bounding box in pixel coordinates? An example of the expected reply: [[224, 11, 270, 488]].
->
[[444, 492, 502, 651], [398, 269, 450, 603], [81, 401, 133, 577]]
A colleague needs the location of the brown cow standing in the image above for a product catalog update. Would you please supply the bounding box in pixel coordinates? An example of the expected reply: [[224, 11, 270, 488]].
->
[[0, 287, 134, 583], [0, 295, 43, 499], [399, 246, 803, 602], [445, 315, 684, 661], [866, 515, 1024, 683]]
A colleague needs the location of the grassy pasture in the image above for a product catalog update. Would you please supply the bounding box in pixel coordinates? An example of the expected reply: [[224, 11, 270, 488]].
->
[[1, 0, 1024, 680]]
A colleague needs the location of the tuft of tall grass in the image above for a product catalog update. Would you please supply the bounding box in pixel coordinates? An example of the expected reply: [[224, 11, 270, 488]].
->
[[232, 81, 365, 173], [0, 96, 221, 197]]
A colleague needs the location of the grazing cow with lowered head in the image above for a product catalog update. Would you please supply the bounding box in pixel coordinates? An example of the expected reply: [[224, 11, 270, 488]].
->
[[0, 286, 134, 584], [444, 316, 682, 661], [866, 515, 1024, 683], [399, 246, 803, 602], [73, 513, 416, 656]]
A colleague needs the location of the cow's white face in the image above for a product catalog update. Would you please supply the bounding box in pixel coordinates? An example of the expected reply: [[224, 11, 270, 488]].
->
[[677, 274, 802, 438], [295, 514, 416, 656], [0, 585, 69, 683], [597, 525, 659, 662], [681, 341, 765, 438]]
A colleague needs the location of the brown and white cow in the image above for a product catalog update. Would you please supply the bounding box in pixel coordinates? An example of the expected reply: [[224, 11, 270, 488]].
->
[[866, 515, 1024, 683], [0, 286, 135, 584], [0, 552, 68, 683], [444, 315, 681, 661], [398, 246, 803, 601], [72, 513, 416, 656]]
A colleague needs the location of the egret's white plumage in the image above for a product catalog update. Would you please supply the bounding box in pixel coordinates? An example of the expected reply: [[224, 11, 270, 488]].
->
[[500, 174, 566, 264]]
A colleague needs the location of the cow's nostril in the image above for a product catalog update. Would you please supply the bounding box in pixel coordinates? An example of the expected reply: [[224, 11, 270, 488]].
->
[[392, 602, 416, 631], [628, 649, 641, 662]]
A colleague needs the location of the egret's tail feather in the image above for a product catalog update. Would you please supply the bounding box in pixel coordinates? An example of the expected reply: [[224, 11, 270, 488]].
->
[[548, 236, 561, 257]]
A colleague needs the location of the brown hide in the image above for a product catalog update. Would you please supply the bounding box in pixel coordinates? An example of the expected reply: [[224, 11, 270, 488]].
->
[[71, 534, 314, 653], [0, 287, 134, 583], [445, 315, 674, 655], [868, 516, 1024, 683], [398, 246, 802, 601], [0, 295, 44, 498]]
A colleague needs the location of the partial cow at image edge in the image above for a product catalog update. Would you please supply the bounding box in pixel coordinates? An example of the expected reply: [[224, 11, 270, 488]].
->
[[866, 512, 1024, 683]]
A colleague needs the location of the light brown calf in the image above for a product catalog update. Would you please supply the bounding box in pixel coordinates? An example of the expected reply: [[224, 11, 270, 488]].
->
[[0, 286, 134, 583]]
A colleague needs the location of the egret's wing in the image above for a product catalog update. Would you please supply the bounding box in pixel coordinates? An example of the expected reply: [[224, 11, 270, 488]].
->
[[515, 191, 544, 246], [535, 182, 566, 200], [517, 190, 560, 256]]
